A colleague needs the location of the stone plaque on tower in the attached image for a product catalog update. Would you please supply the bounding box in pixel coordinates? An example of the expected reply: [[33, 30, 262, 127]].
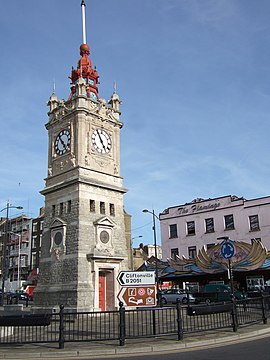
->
[[34, 1, 131, 311]]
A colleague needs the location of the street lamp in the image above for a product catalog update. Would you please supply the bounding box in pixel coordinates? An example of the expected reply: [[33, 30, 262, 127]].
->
[[131, 235, 143, 241], [0, 201, 23, 305], [142, 209, 160, 301]]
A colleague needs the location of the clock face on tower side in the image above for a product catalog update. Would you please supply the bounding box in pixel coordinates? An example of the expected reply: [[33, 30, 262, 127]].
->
[[92, 128, 112, 154], [100, 230, 110, 244], [55, 129, 71, 156], [54, 231, 63, 246], [90, 92, 97, 101]]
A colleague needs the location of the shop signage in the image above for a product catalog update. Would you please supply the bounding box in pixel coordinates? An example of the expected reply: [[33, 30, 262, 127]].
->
[[178, 202, 220, 215]]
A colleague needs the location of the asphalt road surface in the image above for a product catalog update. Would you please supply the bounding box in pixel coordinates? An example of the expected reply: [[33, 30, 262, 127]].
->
[[83, 335, 270, 360]]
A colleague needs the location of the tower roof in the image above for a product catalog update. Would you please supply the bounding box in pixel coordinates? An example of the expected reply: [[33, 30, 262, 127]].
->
[[68, 1, 99, 101]]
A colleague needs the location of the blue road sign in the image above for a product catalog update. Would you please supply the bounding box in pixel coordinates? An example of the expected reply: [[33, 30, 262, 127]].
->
[[221, 240, 235, 260]]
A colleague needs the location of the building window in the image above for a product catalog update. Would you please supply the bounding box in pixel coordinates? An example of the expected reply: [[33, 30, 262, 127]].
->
[[90, 200, 95, 213], [52, 205, 55, 217], [169, 224, 178, 238], [224, 214, 234, 230], [187, 221, 195, 235], [21, 256, 27, 267], [32, 253, 37, 268], [67, 200, 72, 213], [188, 246, 197, 259], [33, 223, 37, 232], [40, 221, 44, 230], [251, 237, 261, 243], [171, 248, 179, 259], [22, 242, 28, 249], [100, 202, 105, 215], [205, 218, 214, 233], [32, 236, 37, 249], [60, 203, 63, 215], [110, 203, 115, 216], [249, 215, 260, 231]]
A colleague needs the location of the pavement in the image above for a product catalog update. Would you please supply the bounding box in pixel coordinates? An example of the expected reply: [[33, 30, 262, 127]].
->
[[0, 322, 270, 359]]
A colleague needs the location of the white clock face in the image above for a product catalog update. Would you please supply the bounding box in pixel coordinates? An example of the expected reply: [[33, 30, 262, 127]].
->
[[55, 129, 71, 155], [92, 129, 112, 154]]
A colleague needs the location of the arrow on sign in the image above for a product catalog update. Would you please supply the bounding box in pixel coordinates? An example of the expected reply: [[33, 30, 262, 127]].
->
[[118, 272, 125, 286], [117, 286, 156, 307], [117, 287, 126, 304], [221, 241, 235, 260], [117, 271, 155, 286]]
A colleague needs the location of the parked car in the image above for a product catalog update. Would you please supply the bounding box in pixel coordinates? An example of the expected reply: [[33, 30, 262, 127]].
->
[[160, 289, 196, 305], [194, 284, 245, 304], [8, 291, 29, 302]]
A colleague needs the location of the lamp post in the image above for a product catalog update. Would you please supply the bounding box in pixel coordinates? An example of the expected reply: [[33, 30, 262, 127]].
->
[[0, 202, 23, 305], [142, 209, 160, 302]]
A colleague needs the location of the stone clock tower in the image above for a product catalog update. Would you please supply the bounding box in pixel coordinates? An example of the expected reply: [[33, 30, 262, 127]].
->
[[34, 1, 131, 311]]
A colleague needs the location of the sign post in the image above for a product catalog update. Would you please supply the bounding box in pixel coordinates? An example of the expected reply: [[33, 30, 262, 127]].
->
[[221, 240, 235, 261], [117, 271, 156, 307], [220, 238, 235, 297]]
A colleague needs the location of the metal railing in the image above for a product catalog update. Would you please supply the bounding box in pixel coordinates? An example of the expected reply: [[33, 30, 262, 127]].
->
[[181, 304, 232, 333], [0, 294, 269, 349], [0, 313, 58, 345], [236, 294, 269, 326]]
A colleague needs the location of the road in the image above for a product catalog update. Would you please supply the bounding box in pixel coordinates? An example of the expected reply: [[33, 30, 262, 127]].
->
[[68, 335, 270, 360]]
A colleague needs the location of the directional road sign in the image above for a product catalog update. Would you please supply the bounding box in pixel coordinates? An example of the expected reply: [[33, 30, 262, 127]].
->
[[221, 240, 235, 260], [117, 271, 155, 286], [117, 286, 156, 307]]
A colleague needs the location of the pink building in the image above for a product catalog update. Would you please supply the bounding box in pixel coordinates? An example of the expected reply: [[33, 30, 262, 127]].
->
[[160, 195, 270, 261]]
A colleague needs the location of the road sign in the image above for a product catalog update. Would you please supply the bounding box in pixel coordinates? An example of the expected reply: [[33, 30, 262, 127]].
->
[[117, 286, 156, 307], [221, 240, 235, 260], [117, 271, 155, 286]]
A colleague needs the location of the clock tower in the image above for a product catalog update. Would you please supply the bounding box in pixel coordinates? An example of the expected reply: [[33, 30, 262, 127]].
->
[[34, 1, 131, 311]]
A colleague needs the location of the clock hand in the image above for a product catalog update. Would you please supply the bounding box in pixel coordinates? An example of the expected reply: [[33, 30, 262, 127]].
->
[[97, 130, 106, 150], [59, 136, 67, 150]]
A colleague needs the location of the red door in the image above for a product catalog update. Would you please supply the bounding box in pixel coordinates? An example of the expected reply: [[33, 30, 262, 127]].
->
[[99, 272, 106, 311]]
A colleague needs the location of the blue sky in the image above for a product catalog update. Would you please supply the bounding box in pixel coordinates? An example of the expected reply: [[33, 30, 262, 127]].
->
[[1, 0, 270, 248]]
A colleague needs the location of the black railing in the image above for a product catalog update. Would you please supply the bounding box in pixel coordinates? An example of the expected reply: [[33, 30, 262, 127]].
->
[[61, 309, 120, 343], [0, 294, 269, 349], [122, 303, 178, 339], [0, 312, 59, 344], [183, 303, 232, 333]]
